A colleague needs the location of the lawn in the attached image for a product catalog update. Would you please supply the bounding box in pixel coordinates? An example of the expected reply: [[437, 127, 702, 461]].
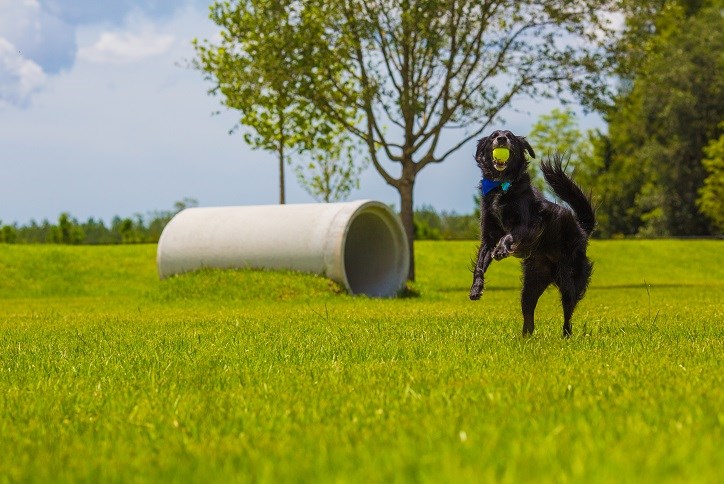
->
[[0, 240, 722, 482]]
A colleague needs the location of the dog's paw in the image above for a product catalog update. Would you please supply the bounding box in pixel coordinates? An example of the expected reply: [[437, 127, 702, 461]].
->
[[492, 246, 509, 260], [469, 283, 483, 300], [492, 235, 513, 260]]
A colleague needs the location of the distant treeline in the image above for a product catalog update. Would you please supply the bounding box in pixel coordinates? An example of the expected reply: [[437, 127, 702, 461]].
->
[[0, 199, 198, 245], [0, 198, 479, 244], [0, 213, 169, 245], [413, 204, 479, 241]]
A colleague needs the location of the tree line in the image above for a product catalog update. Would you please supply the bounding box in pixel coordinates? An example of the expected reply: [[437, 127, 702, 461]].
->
[[529, 1, 722, 238], [0, 213, 167, 245], [0, 200, 479, 244], [589, 0, 722, 237], [0, 199, 198, 245]]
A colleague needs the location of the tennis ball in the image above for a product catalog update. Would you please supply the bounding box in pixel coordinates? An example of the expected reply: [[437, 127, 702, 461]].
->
[[492, 147, 510, 162]]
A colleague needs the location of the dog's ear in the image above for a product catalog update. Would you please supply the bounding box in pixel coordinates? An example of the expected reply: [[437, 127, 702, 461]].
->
[[517, 136, 536, 160], [475, 135, 492, 164]]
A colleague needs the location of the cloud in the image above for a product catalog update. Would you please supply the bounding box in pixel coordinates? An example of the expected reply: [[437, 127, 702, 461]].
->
[[0, 37, 46, 107], [77, 29, 175, 64], [0, 0, 76, 74], [0, 0, 198, 106]]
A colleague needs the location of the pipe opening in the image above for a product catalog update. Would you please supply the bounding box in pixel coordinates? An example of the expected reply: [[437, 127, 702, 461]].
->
[[343, 209, 405, 297]]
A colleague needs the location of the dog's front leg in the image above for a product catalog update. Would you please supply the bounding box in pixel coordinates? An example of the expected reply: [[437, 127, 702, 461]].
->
[[492, 222, 539, 260], [492, 234, 514, 260], [470, 244, 493, 300]]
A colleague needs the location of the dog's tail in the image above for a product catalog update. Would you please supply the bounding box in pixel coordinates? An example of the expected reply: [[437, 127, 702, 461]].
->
[[540, 154, 596, 236]]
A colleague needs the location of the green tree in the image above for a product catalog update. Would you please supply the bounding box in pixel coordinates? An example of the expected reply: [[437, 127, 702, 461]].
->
[[527, 108, 598, 191], [80, 218, 114, 245], [594, 1, 722, 236], [193, 0, 361, 205], [147, 198, 200, 242], [173, 197, 199, 214], [414, 205, 443, 240], [116, 218, 143, 244], [50, 213, 84, 245], [293, 0, 617, 279], [698, 126, 724, 233], [294, 132, 366, 202], [0, 222, 17, 243]]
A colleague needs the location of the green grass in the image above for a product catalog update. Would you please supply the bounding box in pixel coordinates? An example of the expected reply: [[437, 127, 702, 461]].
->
[[0, 240, 722, 482]]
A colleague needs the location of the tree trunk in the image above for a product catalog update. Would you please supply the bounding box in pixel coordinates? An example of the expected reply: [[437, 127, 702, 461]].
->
[[278, 144, 286, 204], [398, 178, 415, 281]]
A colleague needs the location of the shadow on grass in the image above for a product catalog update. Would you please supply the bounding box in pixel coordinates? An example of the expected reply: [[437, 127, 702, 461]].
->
[[397, 284, 421, 298], [434, 282, 710, 293], [435, 285, 520, 293], [589, 283, 709, 290]]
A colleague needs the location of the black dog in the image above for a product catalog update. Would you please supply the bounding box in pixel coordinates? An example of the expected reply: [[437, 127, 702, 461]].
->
[[469, 130, 595, 337]]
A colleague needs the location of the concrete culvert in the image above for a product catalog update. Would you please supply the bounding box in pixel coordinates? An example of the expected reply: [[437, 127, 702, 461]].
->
[[156, 200, 409, 297]]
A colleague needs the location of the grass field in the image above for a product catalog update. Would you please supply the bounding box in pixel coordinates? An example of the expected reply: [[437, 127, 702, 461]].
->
[[0, 240, 722, 482]]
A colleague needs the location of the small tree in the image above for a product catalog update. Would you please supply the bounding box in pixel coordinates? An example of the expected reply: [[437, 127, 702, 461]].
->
[[528, 108, 596, 190], [50, 213, 84, 245], [0, 222, 17, 243], [294, 129, 366, 202], [193, 0, 361, 204]]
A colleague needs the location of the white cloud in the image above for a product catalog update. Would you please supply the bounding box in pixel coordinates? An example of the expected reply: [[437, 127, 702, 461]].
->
[[0, 37, 46, 106], [0, 0, 76, 74], [0, 0, 40, 36], [77, 29, 175, 64]]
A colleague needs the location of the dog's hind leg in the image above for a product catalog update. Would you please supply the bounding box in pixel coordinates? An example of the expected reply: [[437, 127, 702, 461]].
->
[[558, 256, 593, 337], [555, 264, 577, 337], [557, 264, 589, 337], [560, 286, 577, 337], [568, 257, 593, 336], [521, 259, 552, 336]]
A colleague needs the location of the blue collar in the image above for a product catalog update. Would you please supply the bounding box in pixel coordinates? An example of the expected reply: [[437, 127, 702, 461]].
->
[[482, 178, 511, 195]]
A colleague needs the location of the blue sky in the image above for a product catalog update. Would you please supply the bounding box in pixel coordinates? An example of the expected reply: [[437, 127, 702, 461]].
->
[[1, 0, 604, 225]]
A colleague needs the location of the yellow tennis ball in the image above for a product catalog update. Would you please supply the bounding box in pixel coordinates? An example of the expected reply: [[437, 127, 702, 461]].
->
[[492, 147, 510, 162]]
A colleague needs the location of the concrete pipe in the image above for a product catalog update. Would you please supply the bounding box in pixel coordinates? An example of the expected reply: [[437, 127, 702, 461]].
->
[[156, 200, 409, 297]]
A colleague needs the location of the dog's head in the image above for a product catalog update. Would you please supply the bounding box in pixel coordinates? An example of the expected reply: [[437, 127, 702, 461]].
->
[[475, 130, 535, 179]]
